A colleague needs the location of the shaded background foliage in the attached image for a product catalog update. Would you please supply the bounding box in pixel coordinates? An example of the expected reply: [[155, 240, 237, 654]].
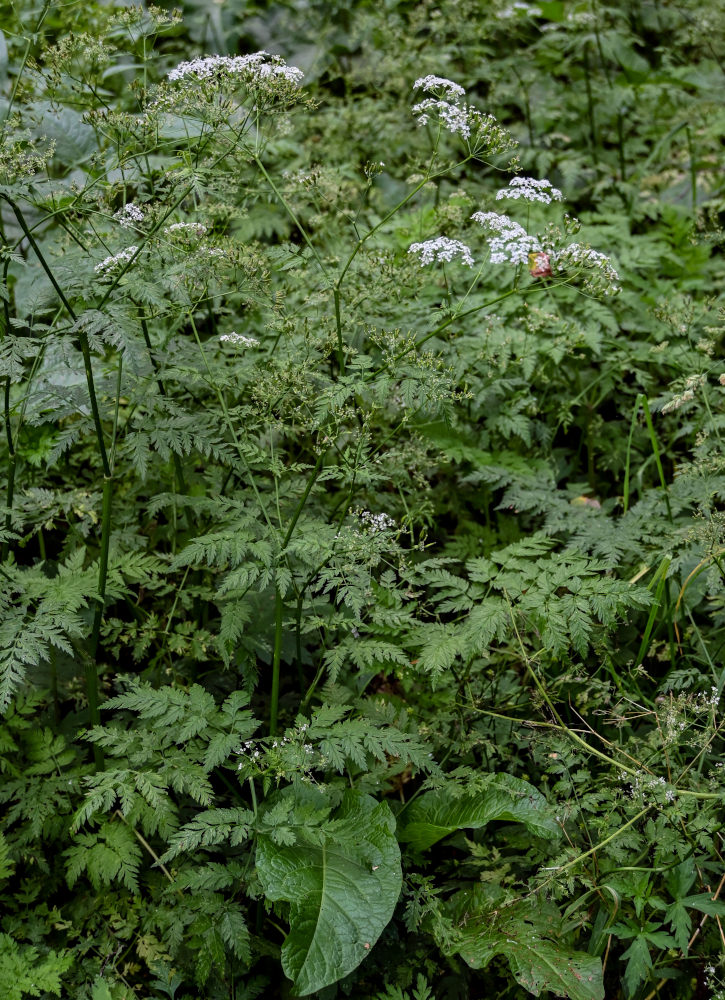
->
[[1, 1, 724, 999]]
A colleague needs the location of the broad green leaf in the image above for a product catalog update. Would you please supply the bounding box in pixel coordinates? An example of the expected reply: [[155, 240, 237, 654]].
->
[[442, 888, 604, 1000], [398, 772, 558, 851], [256, 790, 402, 996], [28, 104, 96, 164]]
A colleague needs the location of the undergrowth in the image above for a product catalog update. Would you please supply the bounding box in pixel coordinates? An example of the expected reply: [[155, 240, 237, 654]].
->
[[1, 1, 724, 998]]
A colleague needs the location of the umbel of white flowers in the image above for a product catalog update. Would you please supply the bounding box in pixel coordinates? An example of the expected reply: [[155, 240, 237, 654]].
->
[[94, 246, 139, 274], [495, 176, 563, 204], [113, 203, 144, 228], [167, 51, 304, 86], [220, 332, 259, 347], [408, 237, 474, 266], [411, 75, 516, 154], [471, 211, 541, 264]]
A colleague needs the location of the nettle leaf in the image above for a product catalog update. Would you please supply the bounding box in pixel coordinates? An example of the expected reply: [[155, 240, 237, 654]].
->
[[256, 789, 402, 996], [442, 888, 604, 1000], [398, 773, 558, 851]]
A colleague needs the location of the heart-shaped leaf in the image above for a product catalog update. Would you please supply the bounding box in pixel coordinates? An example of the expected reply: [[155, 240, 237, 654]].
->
[[256, 789, 402, 996]]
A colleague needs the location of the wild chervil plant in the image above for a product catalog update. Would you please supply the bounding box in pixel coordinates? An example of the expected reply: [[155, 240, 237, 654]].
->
[[1, 1, 724, 998]]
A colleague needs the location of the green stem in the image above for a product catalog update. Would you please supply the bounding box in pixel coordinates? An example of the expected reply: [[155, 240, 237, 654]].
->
[[1, 198, 111, 476], [507, 598, 721, 799], [541, 807, 651, 875], [3, 197, 112, 753], [622, 393, 640, 513], [685, 125, 697, 213], [0, 257, 14, 561], [253, 154, 328, 278], [139, 315, 187, 492], [641, 395, 673, 522], [270, 587, 283, 736], [282, 450, 325, 550], [333, 288, 345, 374]]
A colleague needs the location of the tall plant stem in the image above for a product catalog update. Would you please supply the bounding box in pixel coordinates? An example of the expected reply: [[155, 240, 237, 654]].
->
[[139, 315, 187, 492], [641, 395, 673, 523], [269, 588, 283, 736], [0, 255, 15, 561], [2, 196, 111, 748]]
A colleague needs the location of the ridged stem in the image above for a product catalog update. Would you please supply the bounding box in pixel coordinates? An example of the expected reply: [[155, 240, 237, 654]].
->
[[3, 196, 111, 754]]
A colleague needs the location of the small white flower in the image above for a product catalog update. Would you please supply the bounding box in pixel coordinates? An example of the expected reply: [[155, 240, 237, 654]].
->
[[94, 245, 139, 274], [471, 210, 540, 264], [408, 236, 474, 267], [113, 202, 144, 228], [164, 221, 208, 238], [167, 51, 303, 87], [552, 242, 620, 296], [495, 177, 563, 204], [220, 332, 259, 347], [413, 75, 466, 99], [412, 98, 472, 137], [499, 2, 538, 16], [358, 510, 397, 534]]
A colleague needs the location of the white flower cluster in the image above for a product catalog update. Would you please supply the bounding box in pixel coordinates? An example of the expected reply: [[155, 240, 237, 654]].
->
[[411, 76, 515, 154], [237, 740, 261, 764], [167, 51, 303, 87], [471, 210, 541, 264], [412, 98, 473, 137], [113, 203, 144, 228], [94, 245, 139, 274], [408, 236, 475, 267], [359, 510, 396, 534], [699, 685, 719, 709], [413, 75, 466, 99], [495, 176, 563, 204], [622, 770, 676, 804], [163, 221, 208, 238], [499, 2, 539, 16], [220, 332, 259, 347], [552, 242, 620, 295], [661, 373, 706, 414]]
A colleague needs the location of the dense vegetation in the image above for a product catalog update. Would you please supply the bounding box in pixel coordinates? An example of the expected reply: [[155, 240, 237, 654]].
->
[[1, 1, 724, 998]]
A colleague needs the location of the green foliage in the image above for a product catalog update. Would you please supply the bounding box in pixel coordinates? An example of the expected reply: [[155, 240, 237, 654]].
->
[[256, 788, 402, 995], [398, 772, 559, 851], [441, 888, 605, 1000], [1, 0, 724, 998]]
